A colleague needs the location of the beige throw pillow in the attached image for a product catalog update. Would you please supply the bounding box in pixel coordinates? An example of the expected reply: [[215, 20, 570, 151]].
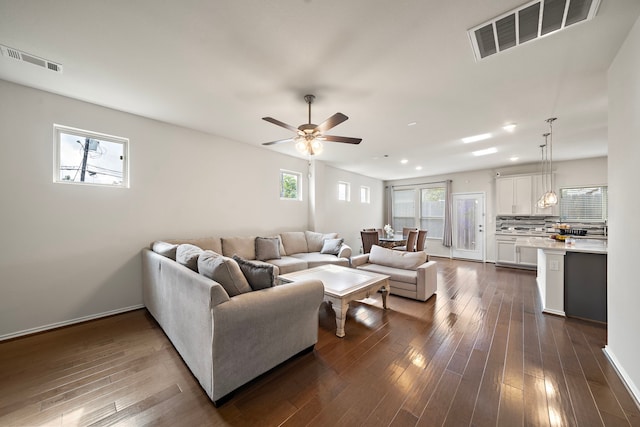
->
[[198, 251, 252, 297], [255, 237, 281, 261], [176, 244, 203, 272]]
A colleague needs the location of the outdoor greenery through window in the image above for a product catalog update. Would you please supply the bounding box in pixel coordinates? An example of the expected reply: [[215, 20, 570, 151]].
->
[[280, 170, 301, 200], [392, 185, 445, 239], [54, 124, 129, 187], [560, 186, 608, 222]]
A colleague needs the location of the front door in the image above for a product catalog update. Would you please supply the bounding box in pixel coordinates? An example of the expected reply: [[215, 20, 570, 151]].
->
[[452, 193, 485, 261]]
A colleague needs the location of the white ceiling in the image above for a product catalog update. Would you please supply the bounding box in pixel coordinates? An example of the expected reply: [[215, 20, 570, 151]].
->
[[1, 0, 638, 180]]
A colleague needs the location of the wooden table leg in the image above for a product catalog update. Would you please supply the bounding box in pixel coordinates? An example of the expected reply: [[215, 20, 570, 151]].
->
[[381, 282, 389, 309]]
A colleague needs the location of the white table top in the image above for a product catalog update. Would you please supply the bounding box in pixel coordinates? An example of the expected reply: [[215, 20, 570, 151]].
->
[[514, 237, 608, 254], [279, 264, 389, 298]]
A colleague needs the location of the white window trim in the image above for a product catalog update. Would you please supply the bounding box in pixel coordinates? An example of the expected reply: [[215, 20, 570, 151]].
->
[[360, 186, 371, 204], [279, 169, 303, 201], [338, 181, 351, 202], [53, 124, 129, 188]]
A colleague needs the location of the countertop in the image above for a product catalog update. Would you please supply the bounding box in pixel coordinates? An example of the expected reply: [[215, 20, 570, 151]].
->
[[514, 237, 608, 254]]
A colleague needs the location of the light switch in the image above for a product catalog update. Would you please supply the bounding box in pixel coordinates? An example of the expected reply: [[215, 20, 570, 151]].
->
[[549, 260, 559, 271]]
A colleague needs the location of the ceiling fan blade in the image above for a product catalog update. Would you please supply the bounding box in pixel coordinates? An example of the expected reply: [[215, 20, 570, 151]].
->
[[262, 137, 294, 146], [315, 113, 348, 133], [321, 135, 362, 144], [262, 117, 299, 133]]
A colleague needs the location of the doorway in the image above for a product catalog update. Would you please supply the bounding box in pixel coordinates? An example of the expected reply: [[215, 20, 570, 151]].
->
[[452, 192, 485, 261]]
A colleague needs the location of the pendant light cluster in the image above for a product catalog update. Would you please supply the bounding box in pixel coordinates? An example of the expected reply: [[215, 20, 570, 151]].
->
[[537, 117, 558, 208]]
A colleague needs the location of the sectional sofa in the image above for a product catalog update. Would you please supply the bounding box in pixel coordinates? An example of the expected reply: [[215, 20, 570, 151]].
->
[[142, 231, 349, 405]]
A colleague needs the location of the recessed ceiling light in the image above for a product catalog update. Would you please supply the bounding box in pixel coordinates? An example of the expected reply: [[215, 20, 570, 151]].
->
[[462, 133, 492, 143], [408, 121, 417, 126], [472, 147, 498, 156], [503, 123, 517, 132], [415, 166, 423, 170], [401, 159, 408, 164], [510, 156, 519, 161]]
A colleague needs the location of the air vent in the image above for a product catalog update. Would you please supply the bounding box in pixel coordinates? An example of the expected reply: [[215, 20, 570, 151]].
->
[[468, 0, 600, 61], [0, 44, 63, 73]]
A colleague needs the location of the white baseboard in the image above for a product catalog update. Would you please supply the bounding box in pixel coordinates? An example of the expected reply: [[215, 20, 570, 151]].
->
[[603, 346, 640, 408], [0, 304, 145, 342]]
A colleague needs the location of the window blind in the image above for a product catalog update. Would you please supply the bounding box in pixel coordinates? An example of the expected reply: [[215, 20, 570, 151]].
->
[[559, 186, 608, 222]]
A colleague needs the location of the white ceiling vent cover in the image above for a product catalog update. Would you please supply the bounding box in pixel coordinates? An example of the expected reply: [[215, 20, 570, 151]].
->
[[468, 0, 601, 61], [0, 44, 63, 73]]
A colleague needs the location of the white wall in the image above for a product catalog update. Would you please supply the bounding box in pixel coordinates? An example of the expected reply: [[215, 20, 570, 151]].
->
[[311, 162, 384, 253], [606, 15, 640, 402], [0, 80, 310, 338], [385, 157, 607, 261]]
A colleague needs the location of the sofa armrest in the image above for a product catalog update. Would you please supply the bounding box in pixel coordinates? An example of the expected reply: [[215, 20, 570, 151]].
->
[[210, 279, 324, 400], [350, 253, 370, 267], [416, 260, 438, 301], [338, 243, 352, 259]]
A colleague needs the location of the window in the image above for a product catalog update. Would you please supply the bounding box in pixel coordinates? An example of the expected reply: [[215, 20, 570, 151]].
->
[[360, 186, 370, 204], [54, 124, 128, 187], [560, 186, 608, 222], [420, 187, 445, 239], [392, 185, 446, 239], [338, 181, 350, 201], [280, 170, 302, 200]]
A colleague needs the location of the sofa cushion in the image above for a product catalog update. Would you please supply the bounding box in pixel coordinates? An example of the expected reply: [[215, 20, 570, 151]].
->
[[267, 256, 308, 275], [320, 238, 344, 255], [255, 237, 281, 261], [357, 263, 418, 285], [368, 245, 427, 271], [233, 255, 276, 291], [221, 236, 256, 260], [198, 251, 252, 297], [291, 253, 350, 268], [151, 241, 179, 260], [280, 232, 308, 255], [305, 231, 339, 252], [176, 244, 203, 272], [168, 237, 222, 254]]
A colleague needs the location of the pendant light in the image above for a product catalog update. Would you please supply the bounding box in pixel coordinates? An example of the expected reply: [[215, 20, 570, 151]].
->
[[542, 117, 558, 207], [536, 139, 548, 208]]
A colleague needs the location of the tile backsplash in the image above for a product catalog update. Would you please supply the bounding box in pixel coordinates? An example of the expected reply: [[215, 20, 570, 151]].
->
[[496, 216, 607, 237]]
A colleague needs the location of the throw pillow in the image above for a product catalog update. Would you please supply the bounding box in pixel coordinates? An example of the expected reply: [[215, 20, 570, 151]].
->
[[232, 255, 276, 291], [320, 238, 344, 255], [198, 251, 252, 297], [305, 231, 340, 252], [176, 244, 203, 272], [151, 241, 179, 260], [369, 245, 427, 270], [255, 237, 281, 261]]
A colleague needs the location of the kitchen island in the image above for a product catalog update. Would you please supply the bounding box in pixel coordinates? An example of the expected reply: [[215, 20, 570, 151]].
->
[[514, 237, 607, 322]]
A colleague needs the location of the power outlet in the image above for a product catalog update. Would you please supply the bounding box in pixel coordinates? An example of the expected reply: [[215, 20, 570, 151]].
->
[[549, 260, 560, 271]]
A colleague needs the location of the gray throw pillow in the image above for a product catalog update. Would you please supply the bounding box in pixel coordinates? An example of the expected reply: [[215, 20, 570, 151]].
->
[[232, 255, 275, 291], [320, 238, 344, 255], [176, 244, 203, 271], [198, 251, 252, 297], [151, 241, 179, 260], [255, 237, 281, 261]]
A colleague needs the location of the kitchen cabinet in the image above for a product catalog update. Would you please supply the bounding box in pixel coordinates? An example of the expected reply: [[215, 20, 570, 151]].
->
[[496, 236, 517, 264], [496, 176, 532, 215], [516, 245, 538, 266]]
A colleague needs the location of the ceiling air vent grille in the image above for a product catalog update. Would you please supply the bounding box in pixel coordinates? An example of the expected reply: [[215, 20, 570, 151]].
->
[[468, 0, 600, 61], [0, 44, 63, 73]]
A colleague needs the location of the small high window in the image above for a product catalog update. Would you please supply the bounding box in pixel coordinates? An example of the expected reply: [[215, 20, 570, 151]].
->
[[338, 181, 350, 201], [54, 124, 129, 187], [360, 186, 370, 204], [280, 170, 302, 200]]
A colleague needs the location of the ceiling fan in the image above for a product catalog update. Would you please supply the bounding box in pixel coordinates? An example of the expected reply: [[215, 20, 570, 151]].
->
[[262, 94, 362, 155]]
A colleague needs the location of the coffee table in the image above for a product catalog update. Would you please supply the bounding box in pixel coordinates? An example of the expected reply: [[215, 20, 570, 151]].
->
[[279, 264, 390, 338]]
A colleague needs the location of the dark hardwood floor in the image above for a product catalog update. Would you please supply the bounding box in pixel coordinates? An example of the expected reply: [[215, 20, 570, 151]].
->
[[1, 259, 638, 426]]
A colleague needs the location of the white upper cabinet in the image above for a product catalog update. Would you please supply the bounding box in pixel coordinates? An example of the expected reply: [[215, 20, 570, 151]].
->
[[496, 176, 532, 215]]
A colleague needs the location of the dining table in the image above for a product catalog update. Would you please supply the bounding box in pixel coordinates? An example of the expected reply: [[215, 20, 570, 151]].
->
[[378, 235, 407, 249]]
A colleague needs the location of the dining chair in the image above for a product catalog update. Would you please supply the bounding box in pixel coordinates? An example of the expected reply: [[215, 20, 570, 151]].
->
[[416, 229, 428, 251], [360, 230, 380, 254], [394, 230, 418, 252], [402, 227, 418, 238]]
